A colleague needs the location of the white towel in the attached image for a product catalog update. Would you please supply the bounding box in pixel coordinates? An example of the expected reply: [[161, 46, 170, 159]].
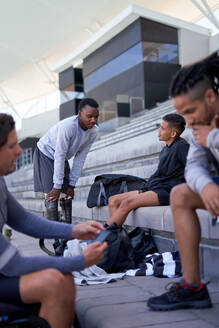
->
[[64, 239, 125, 285]]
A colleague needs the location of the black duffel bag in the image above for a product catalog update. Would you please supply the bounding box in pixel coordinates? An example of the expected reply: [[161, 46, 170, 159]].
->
[[87, 174, 146, 208], [128, 227, 158, 267], [97, 223, 157, 273], [97, 223, 135, 273]]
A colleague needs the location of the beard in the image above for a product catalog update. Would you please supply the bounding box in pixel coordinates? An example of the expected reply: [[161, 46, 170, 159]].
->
[[201, 101, 216, 125]]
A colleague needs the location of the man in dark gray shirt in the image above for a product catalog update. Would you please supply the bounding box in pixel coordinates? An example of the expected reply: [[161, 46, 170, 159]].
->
[[0, 113, 107, 328]]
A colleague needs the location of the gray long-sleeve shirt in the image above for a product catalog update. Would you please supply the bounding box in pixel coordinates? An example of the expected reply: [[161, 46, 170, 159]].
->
[[185, 128, 219, 195], [0, 177, 85, 276], [37, 115, 99, 189]]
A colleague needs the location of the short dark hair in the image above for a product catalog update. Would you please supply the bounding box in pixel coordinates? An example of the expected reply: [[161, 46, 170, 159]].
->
[[170, 50, 219, 99], [0, 114, 15, 148], [78, 98, 99, 111], [163, 113, 186, 136]]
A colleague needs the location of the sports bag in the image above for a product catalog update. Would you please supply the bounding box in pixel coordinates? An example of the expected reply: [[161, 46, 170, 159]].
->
[[97, 224, 158, 273], [128, 227, 158, 267], [87, 174, 146, 208], [97, 223, 136, 273]]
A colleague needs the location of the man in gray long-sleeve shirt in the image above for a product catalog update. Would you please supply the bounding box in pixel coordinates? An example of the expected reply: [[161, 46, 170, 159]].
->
[[148, 51, 219, 311], [0, 113, 107, 328], [33, 98, 99, 226]]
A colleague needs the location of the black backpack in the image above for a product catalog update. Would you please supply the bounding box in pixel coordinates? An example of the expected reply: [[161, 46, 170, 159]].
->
[[128, 227, 158, 267], [87, 174, 146, 208], [97, 223, 158, 273], [97, 223, 136, 273]]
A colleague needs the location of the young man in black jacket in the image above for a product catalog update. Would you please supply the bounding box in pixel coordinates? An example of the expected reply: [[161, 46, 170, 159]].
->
[[107, 113, 189, 226]]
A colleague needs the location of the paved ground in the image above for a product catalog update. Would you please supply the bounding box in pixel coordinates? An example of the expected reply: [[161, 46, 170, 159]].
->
[[10, 228, 219, 328]]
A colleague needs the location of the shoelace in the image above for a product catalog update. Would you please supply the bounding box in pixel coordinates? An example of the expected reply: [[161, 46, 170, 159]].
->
[[164, 281, 210, 296], [164, 282, 181, 297]]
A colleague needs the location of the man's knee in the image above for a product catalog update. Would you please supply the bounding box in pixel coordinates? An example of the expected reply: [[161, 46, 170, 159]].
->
[[47, 270, 73, 289], [39, 269, 74, 295], [20, 269, 75, 304], [170, 184, 195, 208]]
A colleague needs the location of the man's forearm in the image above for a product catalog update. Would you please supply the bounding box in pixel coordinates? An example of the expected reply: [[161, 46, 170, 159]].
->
[[1, 252, 85, 276]]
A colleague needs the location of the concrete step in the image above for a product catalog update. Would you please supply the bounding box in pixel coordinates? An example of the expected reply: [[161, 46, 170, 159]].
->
[[111, 100, 173, 131], [16, 198, 45, 215], [8, 183, 34, 192], [90, 102, 175, 151], [12, 190, 43, 199], [75, 276, 219, 328], [91, 124, 158, 150], [115, 103, 174, 133]]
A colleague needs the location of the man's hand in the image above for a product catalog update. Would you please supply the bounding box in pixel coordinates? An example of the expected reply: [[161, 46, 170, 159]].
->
[[82, 242, 108, 267], [72, 220, 105, 240], [193, 114, 219, 147], [46, 188, 61, 202], [65, 186, 74, 199], [201, 182, 219, 217], [193, 125, 212, 147]]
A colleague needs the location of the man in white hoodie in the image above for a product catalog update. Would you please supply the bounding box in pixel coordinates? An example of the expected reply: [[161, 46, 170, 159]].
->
[[33, 98, 99, 227], [148, 51, 219, 311]]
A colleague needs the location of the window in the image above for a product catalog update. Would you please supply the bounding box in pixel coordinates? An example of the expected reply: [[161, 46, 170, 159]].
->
[[84, 42, 143, 92], [84, 42, 178, 93], [142, 42, 178, 64], [16, 148, 33, 170]]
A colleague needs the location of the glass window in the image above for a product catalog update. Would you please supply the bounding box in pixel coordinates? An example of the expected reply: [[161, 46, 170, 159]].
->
[[16, 148, 33, 170], [84, 42, 143, 92], [84, 42, 178, 93], [142, 42, 178, 64]]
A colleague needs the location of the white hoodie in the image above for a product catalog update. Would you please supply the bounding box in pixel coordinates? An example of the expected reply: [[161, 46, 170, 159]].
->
[[37, 115, 99, 189]]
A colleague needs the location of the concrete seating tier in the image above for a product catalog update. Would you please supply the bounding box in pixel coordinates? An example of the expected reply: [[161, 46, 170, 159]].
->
[[90, 100, 175, 151], [114, 100, 174, 132]]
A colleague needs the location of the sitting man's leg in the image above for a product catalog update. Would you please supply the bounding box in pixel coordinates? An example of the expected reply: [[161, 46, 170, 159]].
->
[[108, 191, 136, 217], [147, 183, 212, 310], [107, 190, 159, 226], [20, 269, 75, 328], [172, 183, 203, 284]]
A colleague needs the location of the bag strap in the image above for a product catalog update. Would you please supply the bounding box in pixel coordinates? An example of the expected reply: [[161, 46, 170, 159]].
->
[[121, 229, 134, 262], [97, 181, 107, 206], [119, 180, 128, 193], [109, 236, 122, 264]]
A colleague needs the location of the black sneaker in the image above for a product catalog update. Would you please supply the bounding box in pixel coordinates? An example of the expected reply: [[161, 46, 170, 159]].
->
[[147, 281, 212, 311]]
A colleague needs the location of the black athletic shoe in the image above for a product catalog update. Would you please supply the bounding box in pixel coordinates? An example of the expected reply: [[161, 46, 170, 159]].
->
[[147, 281, 212, 311]]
